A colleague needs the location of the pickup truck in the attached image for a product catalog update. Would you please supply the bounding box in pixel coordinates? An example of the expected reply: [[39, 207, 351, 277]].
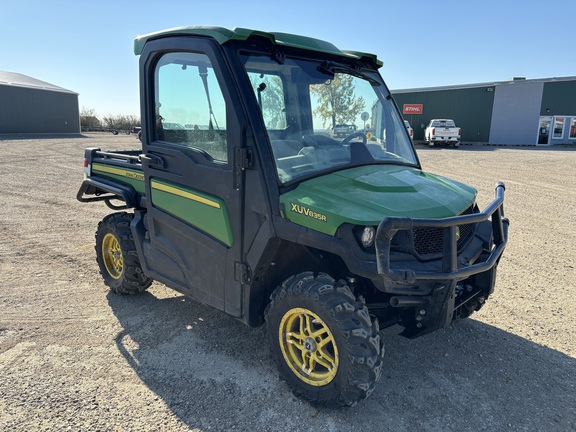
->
[[331, 124, 355, 138], [404, 120, 414, 141], [424, 119, 461, 147], [131, 126, 142, 140], [76, 26, 508, 407]]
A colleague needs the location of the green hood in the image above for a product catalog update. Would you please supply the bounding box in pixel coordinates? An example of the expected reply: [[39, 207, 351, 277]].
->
[[280, 165, 477, 236]]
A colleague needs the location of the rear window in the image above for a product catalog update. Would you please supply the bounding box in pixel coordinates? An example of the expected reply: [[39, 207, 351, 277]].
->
[[432, 120, 455, 127]]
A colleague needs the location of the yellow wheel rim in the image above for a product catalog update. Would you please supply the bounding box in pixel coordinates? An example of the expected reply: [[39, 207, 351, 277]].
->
[[279, 308, 338, 386], [102, 233, 123, 280]]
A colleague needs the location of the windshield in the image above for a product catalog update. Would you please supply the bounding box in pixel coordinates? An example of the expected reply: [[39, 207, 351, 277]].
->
[[240, 52, 418, 184]]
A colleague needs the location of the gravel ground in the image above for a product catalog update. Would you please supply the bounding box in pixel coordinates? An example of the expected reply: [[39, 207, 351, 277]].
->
[[0, 133, 575, 431]]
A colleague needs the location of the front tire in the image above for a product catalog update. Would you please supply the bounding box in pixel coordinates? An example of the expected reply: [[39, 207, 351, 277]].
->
[[95, 212, 152, 294], [265, 272, 384, 407]]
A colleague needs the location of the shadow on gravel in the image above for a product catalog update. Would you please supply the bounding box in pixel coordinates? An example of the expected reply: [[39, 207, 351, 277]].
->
[[108, 291, 576, 432]]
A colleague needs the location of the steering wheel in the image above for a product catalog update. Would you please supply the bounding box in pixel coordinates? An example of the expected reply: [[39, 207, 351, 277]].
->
[[341, 132, 367, 146]]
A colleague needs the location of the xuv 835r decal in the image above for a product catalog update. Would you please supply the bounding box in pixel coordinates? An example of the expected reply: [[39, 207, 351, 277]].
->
[[289, 203, 328, 222]]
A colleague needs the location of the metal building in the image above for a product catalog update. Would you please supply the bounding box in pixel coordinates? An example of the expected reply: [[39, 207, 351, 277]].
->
[[392, 76, 576, 146], [0, 71, 80, 134]]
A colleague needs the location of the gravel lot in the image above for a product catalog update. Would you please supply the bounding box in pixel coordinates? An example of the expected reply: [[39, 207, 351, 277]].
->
[[1, 133, 575, 431]]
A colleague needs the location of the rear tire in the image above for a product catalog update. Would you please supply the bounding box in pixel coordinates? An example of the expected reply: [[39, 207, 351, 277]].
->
[[95, 212, 152, 294], [265, 272, 384, 407]]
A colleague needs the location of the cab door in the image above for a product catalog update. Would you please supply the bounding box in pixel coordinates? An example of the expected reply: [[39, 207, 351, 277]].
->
[[139, 38, 246, 317]]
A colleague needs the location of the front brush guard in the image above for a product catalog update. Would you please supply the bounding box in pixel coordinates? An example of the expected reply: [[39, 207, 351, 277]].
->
[[375, 182, 509, 286]]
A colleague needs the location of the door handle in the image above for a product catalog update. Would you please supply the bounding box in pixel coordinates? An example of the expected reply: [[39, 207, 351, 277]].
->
[[140, 153, 166, 169]]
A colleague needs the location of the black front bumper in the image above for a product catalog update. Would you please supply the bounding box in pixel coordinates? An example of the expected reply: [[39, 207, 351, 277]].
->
[[374, 182, 509, 337]]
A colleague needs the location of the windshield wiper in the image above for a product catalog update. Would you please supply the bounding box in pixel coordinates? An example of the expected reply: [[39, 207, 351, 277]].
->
[[318, 61, 381, 86]]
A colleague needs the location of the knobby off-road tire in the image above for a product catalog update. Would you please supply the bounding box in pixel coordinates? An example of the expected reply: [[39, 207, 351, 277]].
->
[[265, 272, 384, 407], [95, 212, 152, 294]]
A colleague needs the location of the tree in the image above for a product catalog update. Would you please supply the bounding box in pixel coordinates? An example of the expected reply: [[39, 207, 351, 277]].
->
[[102, 114, 140, 131], [310, 74, 365, 129], [80, 106, 101, 131], [248, 74, 286, 129], [80, 107, 140, 132]]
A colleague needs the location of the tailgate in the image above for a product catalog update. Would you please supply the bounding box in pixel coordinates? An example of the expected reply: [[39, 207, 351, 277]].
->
[[437, 128, 458, 136]]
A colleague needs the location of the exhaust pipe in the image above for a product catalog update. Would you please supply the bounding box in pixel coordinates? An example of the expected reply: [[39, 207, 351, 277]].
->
[[390, 296, 430, 308]]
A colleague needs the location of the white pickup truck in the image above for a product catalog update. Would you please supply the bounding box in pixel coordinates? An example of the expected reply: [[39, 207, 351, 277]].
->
[[424, 119, 461, 147]]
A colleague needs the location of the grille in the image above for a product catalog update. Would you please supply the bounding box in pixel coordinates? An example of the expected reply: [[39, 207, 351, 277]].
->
[[413, 206, 475, 256]]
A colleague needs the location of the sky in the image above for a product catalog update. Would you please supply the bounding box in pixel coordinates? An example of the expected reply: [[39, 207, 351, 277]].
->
[[2, 0, 575, 118]]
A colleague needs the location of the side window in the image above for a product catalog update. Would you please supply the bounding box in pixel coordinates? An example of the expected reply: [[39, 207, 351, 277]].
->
[[246, 71, 286, 130], [154, 52, 228, 162]]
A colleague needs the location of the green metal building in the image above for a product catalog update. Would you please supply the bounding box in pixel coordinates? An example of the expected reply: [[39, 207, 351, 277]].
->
[[392, 76, 576, 145], [0, 71, 80, 134]]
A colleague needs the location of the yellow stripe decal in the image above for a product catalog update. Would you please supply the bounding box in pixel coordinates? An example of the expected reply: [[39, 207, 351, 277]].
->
[[93, 164, 145, 181], [151, 181, 221, 209]]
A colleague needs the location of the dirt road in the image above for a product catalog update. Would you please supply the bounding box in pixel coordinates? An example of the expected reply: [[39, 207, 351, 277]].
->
[[1, 134, 575, 431]]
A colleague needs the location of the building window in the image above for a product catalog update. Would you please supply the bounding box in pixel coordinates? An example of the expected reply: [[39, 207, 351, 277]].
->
[[553, 117, 565, 139], [570, 118, 576, 140]]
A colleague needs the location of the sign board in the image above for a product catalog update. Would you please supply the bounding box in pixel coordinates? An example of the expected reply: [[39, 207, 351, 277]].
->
[[403, 104, 423, 115]]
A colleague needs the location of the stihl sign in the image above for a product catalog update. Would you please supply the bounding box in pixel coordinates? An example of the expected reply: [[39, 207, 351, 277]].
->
[[403, 104, 423, 114]]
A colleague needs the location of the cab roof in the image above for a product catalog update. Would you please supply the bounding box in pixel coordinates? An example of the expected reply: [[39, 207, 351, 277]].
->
[[133, 25, 382, 68]]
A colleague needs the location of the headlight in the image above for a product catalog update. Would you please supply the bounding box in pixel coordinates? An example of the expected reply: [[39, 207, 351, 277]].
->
[[360, 226, 375, 248]]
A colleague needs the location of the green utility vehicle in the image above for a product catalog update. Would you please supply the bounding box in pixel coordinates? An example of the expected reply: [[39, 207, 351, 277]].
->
[[77, 26, 509, 407]]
